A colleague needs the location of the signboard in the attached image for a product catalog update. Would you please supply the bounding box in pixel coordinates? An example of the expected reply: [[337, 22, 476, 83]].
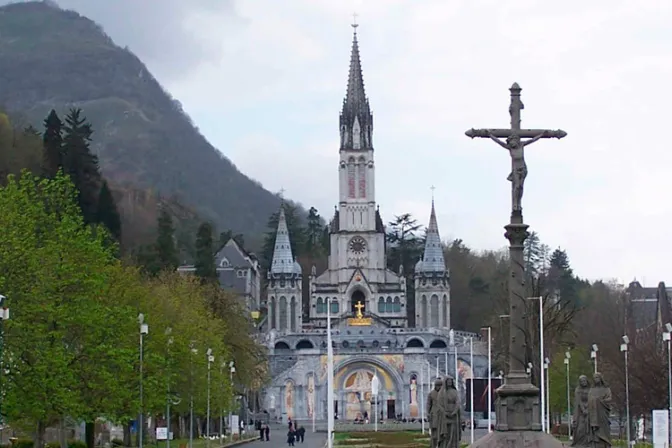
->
[[652, 409, 669, 448], [231, 415, 240, 435], [156, 427, 168, 441]]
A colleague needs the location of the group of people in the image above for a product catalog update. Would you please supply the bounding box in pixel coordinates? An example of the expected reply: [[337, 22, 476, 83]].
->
[[426, 376, 462, 448], [286, 419, 306, 446], [255, 421, 270, 442], [571, 372, 613, 448]]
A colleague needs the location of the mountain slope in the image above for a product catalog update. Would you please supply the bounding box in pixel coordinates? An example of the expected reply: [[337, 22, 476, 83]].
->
[[0, 1, 283, 236]]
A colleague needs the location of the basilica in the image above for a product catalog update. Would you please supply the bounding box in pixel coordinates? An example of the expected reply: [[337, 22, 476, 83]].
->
[[262, 25, 489, 423]]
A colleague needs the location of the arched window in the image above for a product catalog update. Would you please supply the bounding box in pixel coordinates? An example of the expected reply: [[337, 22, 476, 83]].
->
[[316, 297, 324, 314], [442, 295, 448, 327], [270, 297, 276, 330], [421, 295, 428, 327], [279, 296, 288, 330], [331, 297, 339, 314], [378, 297, 385, 313], [351, 290, 366, 314], [290, 297, 297, 332], [393, 296, 401, 312], [347, 158, 356, 198], [357, 157, 366, 198], [430, 294, 439, 328], [385, 296, 393, 313]]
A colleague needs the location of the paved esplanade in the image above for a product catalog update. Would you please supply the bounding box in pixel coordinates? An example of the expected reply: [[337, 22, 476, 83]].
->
[[243, 425, 326, 448]]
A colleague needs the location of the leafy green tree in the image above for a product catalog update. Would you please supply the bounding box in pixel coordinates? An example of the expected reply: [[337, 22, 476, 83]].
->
[[304, 207, 325, 256], [386, 213, 423, 325], [548, 248, 579, 305], [96, 180, 122, 242], [62, 108, 102, 224], [156, 209, 179, 272], [194, 222, 217, 282], [42, 109, 65, 177], [524, 231, 550, 278]]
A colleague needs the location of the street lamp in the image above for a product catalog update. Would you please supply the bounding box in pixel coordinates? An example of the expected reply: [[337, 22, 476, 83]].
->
[[564, 351, 571, 441], [138, 313, 148, 448], [206, 348, 214, 448], [621, 335, 630, 446], [0, 294, 9, 424], [527, 296, 546, 433], [371, 374, 380, 432], [526, 362, 533, 376], [469, 337, 475, 444], [189, 343, 198, 448], [449, 329, 459, 395], [481, 326, 493, 432], [229, 361, 236, 440], [664, 322, 672, 447], [591, 344, 598, 374], [544, 357, 550, 433], [165, 328, 174, 448]]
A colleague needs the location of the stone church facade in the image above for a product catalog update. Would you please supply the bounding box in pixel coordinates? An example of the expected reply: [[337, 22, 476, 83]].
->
[[262, 26, 488, 423]]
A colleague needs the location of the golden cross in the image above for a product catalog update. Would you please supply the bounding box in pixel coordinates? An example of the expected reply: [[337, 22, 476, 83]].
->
[[354, 300, 364, 318]]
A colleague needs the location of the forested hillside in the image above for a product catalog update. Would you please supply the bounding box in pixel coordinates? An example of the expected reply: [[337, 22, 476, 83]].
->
[[0, 0, 283, 236]]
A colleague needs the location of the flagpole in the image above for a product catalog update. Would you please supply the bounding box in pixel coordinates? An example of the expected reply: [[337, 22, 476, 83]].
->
[[327, 300, 335, 448]]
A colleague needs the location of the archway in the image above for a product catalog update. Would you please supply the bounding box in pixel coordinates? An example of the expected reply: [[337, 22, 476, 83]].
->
[[406, 338, 425, 348], [351, 290, 366, 314], [430, 339, 447, 349], [274, 341, 291, 351], [296, 339, 314, 350]]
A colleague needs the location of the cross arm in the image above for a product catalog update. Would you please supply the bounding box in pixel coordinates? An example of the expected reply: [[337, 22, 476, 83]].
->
[[465, 128, 567, 139]]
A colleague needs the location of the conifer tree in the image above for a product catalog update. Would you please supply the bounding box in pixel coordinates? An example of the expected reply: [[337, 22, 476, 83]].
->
[[96, 180, 122, 242], [156, 209, 179, 272], [62, 108, 101, 224], [42, 109, 64, 177], [194, 222, 217, 283]]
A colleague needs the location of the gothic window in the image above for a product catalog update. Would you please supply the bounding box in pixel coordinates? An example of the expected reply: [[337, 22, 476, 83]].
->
[[385, 296, 393, 313], [270, 297, 276, 330], [331, 297, 339, 314], [352, 116, 361, 149], [357, 157, 366, 198], [316, 297, 324, 314], [378, 297, 385, 313], [442, 294, 448, 327], [290, 297, 297, 332], [421, 295, 428, 328], [279, 296, 288, 330], [347, 158, 356, 198], [430, 295, 439, 328], [393, 296, 401, 312]]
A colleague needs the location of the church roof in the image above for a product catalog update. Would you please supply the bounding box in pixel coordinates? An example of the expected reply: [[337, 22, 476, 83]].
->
[[340, 25, 373, 151], [415, 200, 446, 274], [270, 206, 302, 275]]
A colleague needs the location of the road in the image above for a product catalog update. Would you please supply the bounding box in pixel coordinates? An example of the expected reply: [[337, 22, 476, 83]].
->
[[243, 425, 325, 448]]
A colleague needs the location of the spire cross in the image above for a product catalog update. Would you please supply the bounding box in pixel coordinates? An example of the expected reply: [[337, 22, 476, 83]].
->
[[465, 82, 567, 216], [279, 187, 285, 199], [430, 185, 436, 200], [351, 12, 359, 30]]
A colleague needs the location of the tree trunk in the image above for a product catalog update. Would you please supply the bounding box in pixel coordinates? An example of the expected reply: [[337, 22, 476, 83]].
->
[[84, 421, 95, 448], [122, 423, 131, 448], [58, 416, 68, 448], [34, 420, 46, 448]]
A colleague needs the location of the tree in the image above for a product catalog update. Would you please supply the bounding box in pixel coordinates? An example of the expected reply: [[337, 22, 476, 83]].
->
[[386, 214, 423, 325], [42, 109, 65, 177], [62, 108, 102, 224], [96, 180, 122, 242], [548, 248, 580, 305], [156, 209, 179, 272], [304, 207, 326, 256], [524, 231, 550, 278], [194, 222, 217, 282]]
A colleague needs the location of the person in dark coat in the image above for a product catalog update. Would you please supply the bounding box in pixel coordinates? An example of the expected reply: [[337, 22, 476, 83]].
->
[[258, 422, 264, 441], [297, 426, 305, 443], [287, 429, 295, 446], [264, 424, 270, 441]]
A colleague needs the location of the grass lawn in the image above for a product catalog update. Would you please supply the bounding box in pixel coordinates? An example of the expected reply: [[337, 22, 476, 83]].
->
[[334, 431, 432, 447]]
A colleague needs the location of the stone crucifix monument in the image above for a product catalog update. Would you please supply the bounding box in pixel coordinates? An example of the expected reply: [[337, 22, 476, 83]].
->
[[464, 83, 566, 448]]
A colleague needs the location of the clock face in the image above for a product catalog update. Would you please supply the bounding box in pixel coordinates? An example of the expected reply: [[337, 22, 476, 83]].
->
[[349, 236, 367, 254]]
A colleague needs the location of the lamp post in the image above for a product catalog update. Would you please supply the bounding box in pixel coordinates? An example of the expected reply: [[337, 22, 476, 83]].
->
[[421, 365, 426, 435], [481, 326, 492, 432], [0, 294, 9, 425], [591, 344, 598, 374], [138, 314, 148, 448], [564, 351, 571, 441], [449, 329, 459, 395], [165, 328, 174, 448], [220, 361, 225, 441], [526, 362, 533, 376], [229, 361, 236, 440], [469, 337, 474, 444], [544, 357, 550, 433], [664, 323, 672, 446], [621, 335, 630, 446], [527, 296, 546, 432], [326, 298, 335, 448], [206, 348, 214, 448], [371, 374, 379, 432], [189, 343, 198, 448]]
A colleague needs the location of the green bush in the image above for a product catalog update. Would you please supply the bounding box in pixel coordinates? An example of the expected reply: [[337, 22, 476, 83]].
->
[[13, 439, 34, 448], [111, 439, 124, 447], [46, 443, 60, 448], [67, 441, 87, 448]]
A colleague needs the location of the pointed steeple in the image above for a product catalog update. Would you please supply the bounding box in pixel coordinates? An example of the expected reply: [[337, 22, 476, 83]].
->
[[270, 206, 301, 275], [415, 200, 446, 273], [340, 23, 373, 151]]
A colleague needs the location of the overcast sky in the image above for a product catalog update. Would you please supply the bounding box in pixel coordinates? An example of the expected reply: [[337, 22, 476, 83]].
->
[[8, 0, 672, 285]]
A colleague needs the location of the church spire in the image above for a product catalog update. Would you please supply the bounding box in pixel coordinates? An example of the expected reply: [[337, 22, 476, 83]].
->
[[270, 206, 301, 275], [340, 21, 373, 151], [415, 200, 446, 273]]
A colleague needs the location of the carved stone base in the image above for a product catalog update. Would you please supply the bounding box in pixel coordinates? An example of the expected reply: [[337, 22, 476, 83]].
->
[[495, 373, 540, 431], [466, 430, 564, 448]]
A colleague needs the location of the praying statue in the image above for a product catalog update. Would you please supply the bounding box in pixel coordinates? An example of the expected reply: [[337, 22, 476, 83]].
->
[[571, 375, 591, 447], [437, 376, 461, 448], [427, 378, 443, 448], [587, 373, 612, 448]]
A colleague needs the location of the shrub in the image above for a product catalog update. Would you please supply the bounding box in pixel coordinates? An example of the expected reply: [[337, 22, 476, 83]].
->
[[67, 441, 87, 448], [111, 439, 124, 447], [13, 439, 34, 448]]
